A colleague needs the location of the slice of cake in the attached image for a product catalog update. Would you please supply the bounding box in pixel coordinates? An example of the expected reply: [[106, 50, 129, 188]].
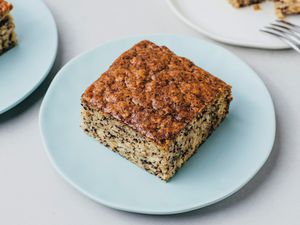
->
[[0, 0, 17, 55], [275, 0, 300, 18], [81, 40, 232, 181], [228, 0, 265, 8], [228, 0, 300, 18]]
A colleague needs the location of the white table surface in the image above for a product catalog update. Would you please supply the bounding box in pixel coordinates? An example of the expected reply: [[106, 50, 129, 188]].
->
[[1, 0, 300, 224]]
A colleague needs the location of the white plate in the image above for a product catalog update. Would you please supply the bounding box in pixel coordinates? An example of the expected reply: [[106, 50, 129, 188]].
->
[[0, 0, 58, 114], [167, 0, 300, 49]]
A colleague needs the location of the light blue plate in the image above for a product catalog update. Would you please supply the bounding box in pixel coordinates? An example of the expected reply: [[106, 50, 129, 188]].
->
[[40, 35, 276, 215], [0, 0, 57, 114]]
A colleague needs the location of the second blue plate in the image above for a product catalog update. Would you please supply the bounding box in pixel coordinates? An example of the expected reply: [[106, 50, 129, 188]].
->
[[0, 0, 57, 114]]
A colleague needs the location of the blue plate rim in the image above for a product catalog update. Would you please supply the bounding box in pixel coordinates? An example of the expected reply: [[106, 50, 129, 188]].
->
[[0, 0, 58, 114], [39, 34, 276, 215]]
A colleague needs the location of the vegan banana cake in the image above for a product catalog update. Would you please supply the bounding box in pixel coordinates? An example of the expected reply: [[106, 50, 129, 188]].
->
[[228, 0, 300, 18], [0, 0, 17, 55], [81, 40, 232, 181], [275, 0, 300, 18]]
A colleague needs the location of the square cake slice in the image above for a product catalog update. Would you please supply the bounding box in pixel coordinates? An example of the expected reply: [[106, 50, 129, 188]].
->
[[81, 40, 232, 181], [275, 0, 300, 18], [228, 0, 265, 8], [0, 0, 17, 55]]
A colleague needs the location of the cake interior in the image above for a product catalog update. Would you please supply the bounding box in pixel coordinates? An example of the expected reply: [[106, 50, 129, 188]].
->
[[275, 0, 300, 18], [81, 90, 231, 181], [0, 14, 16, 55], [0, 14, 16, 54], [229, 0, 300, 18]]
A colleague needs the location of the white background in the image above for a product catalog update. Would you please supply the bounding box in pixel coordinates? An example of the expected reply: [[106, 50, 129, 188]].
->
[[1, 0, 300, 224]]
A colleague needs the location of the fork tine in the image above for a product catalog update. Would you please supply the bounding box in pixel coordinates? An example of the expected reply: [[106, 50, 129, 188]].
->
[[260, 29, 300, 53], [263, 26, 300, 44], [270, 23, 300, 38], [272, 21, 300, 38], [265, 25, 300, 44], [275, 20, 300, 30]]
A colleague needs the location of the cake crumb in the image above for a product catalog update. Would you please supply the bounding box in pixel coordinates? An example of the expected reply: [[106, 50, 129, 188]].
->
[[253, 3, 261, 11]]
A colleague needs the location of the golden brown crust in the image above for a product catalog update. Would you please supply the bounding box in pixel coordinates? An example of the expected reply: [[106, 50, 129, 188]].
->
[[82, 40, 231, 145], [0, 0, 12, 19]]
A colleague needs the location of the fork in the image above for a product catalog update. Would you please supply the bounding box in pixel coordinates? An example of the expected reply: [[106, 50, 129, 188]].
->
[[261, 20, 300, 53]]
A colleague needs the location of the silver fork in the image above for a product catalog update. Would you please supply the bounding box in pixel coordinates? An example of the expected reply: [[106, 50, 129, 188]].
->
[[261, 20, 300, 53]]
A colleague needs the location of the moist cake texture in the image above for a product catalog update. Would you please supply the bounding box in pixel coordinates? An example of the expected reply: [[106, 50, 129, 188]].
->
[[228, 0, 300, 18], [0, 0, 16, 55], [275, 0, 300, 18], [81, 40, 232, 181]]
